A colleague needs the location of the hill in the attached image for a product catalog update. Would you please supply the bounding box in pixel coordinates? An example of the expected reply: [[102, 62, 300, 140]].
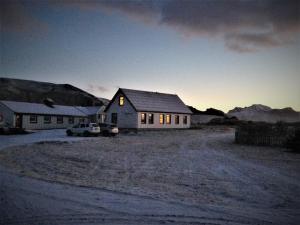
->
[[0, 77, 104, 106], [227, 104, 300, 123], [188, 106, 225, 116]]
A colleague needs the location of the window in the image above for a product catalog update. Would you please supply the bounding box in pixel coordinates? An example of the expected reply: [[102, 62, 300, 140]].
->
[[111, 113, 117, 124], [159, 114, 164, 124], [183, 116, 188, 124], [57, 116, 63, 124], [68, 117, 74, 124], [175, 115, 179, 124], [44, 116, 51, 124], [119, 96, 124, 106], [29, 115, 37, 124], [166, 114, 171, 124], [148, 113, 154, 124], [141, 113, 147, 124]]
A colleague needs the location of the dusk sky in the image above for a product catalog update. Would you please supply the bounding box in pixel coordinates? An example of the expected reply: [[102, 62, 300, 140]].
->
[[1, 0, 299, 112]]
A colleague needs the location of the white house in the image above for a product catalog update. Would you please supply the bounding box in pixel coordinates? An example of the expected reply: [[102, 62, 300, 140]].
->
[[104, 88, 192, 129], [0, 100, 104, 130]]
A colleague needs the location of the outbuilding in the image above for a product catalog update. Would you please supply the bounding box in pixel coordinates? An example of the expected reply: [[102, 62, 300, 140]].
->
[[104, 88, 192, 129], [0, 100, 91, 130]]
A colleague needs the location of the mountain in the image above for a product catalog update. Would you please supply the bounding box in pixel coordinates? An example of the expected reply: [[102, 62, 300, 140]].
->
[[188, 106, 225, 116], [97, 97, 110, 106], [0, 77, 104, 106], [227, 104, 300, 123]]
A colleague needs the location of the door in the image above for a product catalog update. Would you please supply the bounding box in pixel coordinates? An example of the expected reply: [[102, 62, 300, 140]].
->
[[15, 114, 23, 128], [111, 113, 117, 125]]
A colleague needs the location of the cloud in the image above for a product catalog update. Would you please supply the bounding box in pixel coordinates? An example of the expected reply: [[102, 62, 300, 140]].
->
[[1, 0, 48, 34], [87, 84, 109, 94], [2, 0, 299, 52], [65, 0, 299, 53], [225, 32, 283, 53]]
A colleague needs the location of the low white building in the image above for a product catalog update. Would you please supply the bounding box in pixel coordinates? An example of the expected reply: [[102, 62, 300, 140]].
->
[[0, 100, 103, 130], [75, 106, 106, 123], [105, 88, 192, 129]]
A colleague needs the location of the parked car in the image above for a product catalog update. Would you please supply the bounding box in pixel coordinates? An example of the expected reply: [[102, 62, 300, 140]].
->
[[66, 123, 100, 136], [99, 123, 119, 136]]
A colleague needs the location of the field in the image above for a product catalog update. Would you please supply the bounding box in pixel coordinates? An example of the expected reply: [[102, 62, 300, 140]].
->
[[0, 127, 299, 224]]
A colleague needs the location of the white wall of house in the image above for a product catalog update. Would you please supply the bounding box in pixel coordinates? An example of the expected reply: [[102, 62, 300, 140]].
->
[[0, 102, 15, 127], [137, 112, 190, 129], [21, 115, 87, 130], [105, 92, 138, 128]]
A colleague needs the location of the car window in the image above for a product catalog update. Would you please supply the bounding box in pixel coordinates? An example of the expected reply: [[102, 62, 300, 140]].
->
[[91, 124, 98, 127]]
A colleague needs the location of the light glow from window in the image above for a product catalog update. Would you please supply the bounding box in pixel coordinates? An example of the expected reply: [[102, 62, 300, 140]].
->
[[119, 96, 124, 106]]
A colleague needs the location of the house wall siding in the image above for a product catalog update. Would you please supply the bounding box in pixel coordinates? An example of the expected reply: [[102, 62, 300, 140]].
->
[[22, 115, 87, 130], [137, 112, 190, 129], [0, 102, 15, 127], [105, 93, 138, 128]]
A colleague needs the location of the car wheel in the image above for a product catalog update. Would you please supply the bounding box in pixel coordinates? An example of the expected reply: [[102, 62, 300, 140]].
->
[[83, 131, 90, 137], [66, 130, 73, 136]]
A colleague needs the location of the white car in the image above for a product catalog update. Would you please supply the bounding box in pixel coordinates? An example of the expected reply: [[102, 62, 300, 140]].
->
[[66, 123, 100, 136]]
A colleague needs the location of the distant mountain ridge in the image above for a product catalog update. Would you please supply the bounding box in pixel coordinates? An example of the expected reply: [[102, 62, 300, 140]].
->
[[0, 77, 104, 106], [227, 104, 300, 123], [188, 106, 225, 116]]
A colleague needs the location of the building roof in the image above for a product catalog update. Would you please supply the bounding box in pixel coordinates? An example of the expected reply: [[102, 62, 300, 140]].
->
[[75, 106, 105, 115], [0, 100, 88, 116], [107, 88, 192, 114]]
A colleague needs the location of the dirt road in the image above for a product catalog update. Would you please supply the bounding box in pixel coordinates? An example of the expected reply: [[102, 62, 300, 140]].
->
[[0, 127, 299, 224]]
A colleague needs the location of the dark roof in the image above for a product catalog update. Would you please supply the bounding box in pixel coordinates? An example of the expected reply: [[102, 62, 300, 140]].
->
[[75, 106, 105, 116], [107, 88, 192, 114], [0, 100, 97, 116]]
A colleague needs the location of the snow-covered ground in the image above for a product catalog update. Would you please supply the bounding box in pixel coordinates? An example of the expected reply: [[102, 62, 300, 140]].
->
[[0, 127, 299, 224], [0, 129, 96, 150]]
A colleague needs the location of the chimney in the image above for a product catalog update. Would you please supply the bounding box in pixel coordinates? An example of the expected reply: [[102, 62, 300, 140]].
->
[[43, 98, 54, 108]]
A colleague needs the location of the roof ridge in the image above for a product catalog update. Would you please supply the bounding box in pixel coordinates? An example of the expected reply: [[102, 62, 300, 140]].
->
[[120, 88, 177, 96]]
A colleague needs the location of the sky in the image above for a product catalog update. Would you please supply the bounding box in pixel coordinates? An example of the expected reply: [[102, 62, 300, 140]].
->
[[1, 0, 300, 112]]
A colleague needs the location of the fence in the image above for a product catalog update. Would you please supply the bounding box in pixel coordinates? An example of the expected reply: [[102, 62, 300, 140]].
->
[[235, 123, 297, 147]]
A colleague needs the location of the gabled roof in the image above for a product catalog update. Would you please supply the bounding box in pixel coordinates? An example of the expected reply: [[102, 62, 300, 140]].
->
[[75, 106, 105, 116], [0, 100, 87, 116], [106, 88, 192, 114]]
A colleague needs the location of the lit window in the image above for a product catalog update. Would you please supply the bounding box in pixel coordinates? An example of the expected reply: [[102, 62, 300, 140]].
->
[[141, 113, 147, 124], [159, 114, 164, 124], [175, 115, 179, 124], [57, 116, 63, 124], [166, 114, 171, 124], [44, 116, 51, 124], [30, 115, 37, 124], [148, 113, 154, 124], [183, 116, 188, 124], [119, 96, 124, 106]]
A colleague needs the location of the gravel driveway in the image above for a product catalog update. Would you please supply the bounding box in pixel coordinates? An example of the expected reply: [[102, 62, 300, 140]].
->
[[0, 129, 97, 150], [0, 127, 299, 224]]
